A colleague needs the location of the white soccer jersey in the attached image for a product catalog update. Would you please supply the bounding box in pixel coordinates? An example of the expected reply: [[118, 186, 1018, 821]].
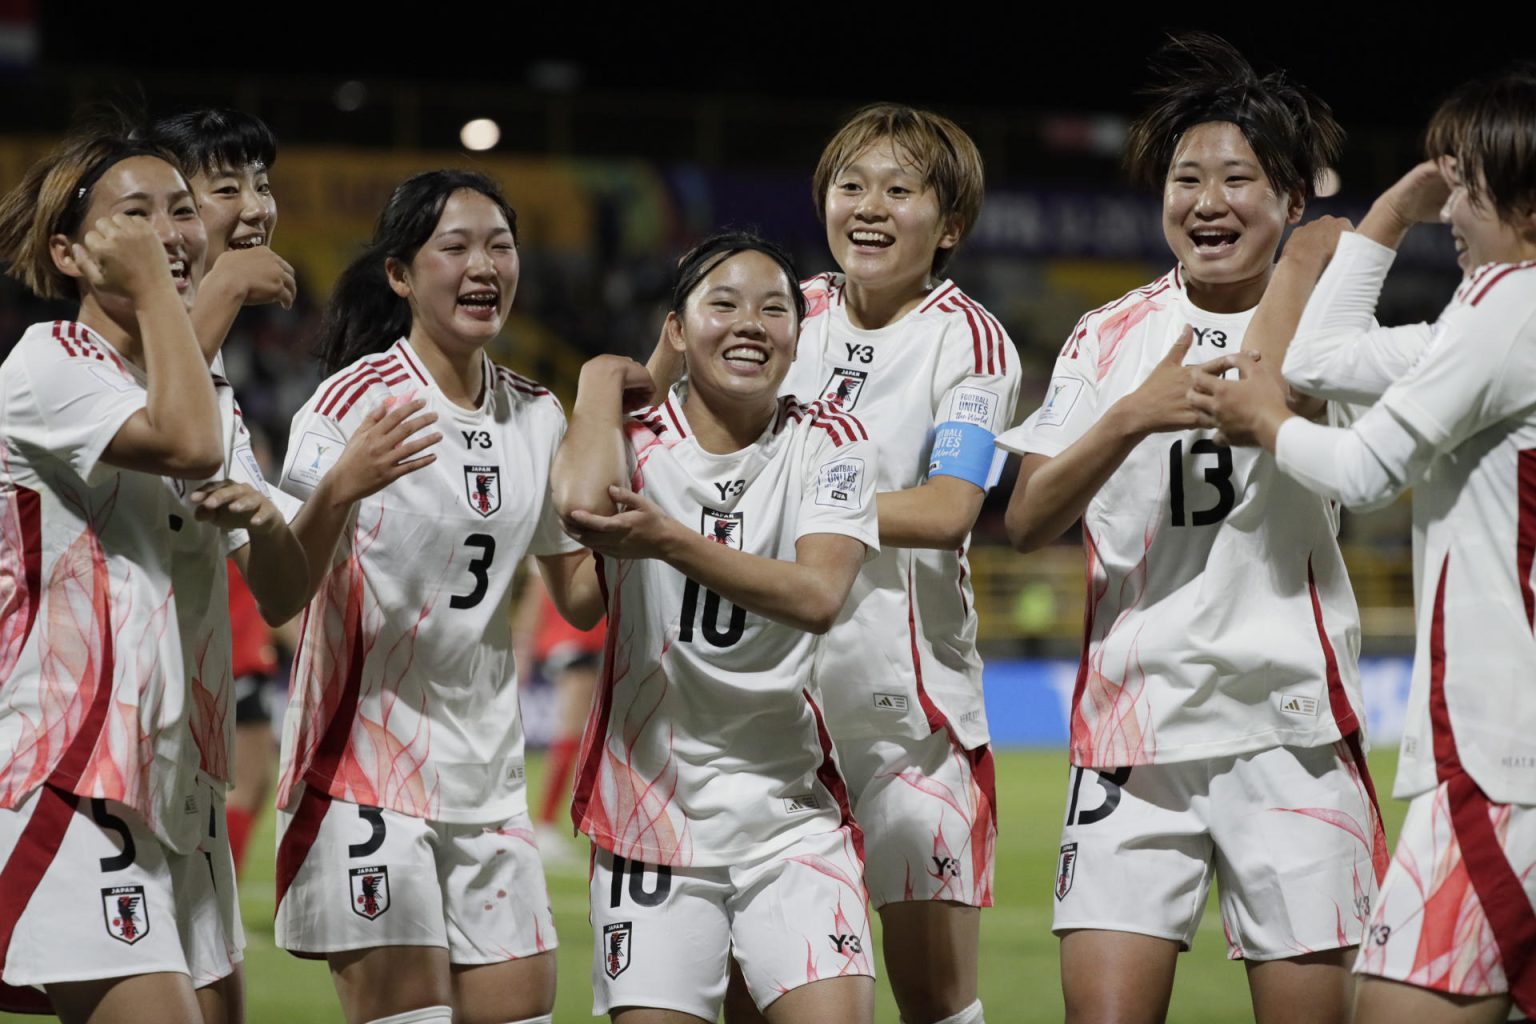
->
[[997, 269, 1365, 768], [1290, 259, 1536, 805], [572, 385, 880, 868], [0, 321, 250, 853], [276, 338, 578, 825], [779, 274, 1021, 750]]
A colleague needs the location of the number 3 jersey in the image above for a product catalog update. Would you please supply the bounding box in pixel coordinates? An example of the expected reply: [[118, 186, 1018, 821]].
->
[[572, 386, 880, 868], [277, 339, 579, 825], [997, 269, 1365, 769], [779, 275, 1022, 750]]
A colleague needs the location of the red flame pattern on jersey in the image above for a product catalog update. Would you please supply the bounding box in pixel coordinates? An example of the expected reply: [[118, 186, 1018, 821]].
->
[[1095, 295, 1166, 382], [189, 636, 230, 782]]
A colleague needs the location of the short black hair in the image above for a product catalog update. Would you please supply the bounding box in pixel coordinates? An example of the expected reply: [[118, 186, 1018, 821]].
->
[[671, 231, 806, 322], [1125, 33, 1344, 201], [1427, 64, 1536, 223], [150, 108, 278, 178]]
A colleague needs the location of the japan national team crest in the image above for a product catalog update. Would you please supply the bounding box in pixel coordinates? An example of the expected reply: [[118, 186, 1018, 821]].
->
[[700, 509, 743, 549], [463, 464, 501, 517], [603, 921, 632, 978], [101, 885, 149, 944], [821, 367, 869, 410], [350, 865, 391, 919], [1055, 843, 1078, 901]]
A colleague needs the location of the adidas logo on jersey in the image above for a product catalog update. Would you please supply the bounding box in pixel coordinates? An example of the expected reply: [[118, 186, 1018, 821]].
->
[[873, 693, 908, 712], [1276, 694, 1319, 717], [784, 793, 821, 813]]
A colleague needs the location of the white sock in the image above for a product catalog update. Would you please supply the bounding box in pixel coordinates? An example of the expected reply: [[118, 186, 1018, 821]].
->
[[931, 1000, 984, 1024], [364, 1007, 453, 1024]]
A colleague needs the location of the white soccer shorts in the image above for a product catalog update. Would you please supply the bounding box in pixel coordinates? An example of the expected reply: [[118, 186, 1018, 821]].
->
[[588, 825, 872, 1019], [274, 785, 556, 964], [1051, 739, 1386, 960], [836, 729, 996, 908], [1355, 775, 1536, 1015], [0, 780, 242, 995]]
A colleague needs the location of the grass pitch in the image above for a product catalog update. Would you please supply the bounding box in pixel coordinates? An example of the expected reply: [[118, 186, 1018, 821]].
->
[[2, 748, 1407, 1023]]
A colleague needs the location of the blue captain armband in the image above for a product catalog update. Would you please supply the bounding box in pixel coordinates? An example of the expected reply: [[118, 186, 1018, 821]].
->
[[927, 421, 1003, 489]]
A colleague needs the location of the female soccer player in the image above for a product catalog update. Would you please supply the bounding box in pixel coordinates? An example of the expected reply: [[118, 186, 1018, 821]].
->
[[151, 107, 297, 874], [273, 169, 600, 1024], [1190, 67, 1536, 1024], [998, 35, 1382, 1024], [0, 122, 308, 1024], [555, 232, 879, 1024]]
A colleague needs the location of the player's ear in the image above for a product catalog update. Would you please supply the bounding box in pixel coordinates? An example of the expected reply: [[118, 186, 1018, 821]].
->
[[1286, 188, 1306, 225], [385, 256, 411, 300], [664, 311, 686, 354], [49, 233, 84, 280]]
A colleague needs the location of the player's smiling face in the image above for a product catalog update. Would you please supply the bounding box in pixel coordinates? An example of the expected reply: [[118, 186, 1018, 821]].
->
[[389, 188, 518, 355], [825, 139, 959, 302], [71, 156, 208, 312], [190, 162, 276, 261], [667, 249, 798, 408], [1163, 121, 1300, 304], [1438, 157, 1528, 272]]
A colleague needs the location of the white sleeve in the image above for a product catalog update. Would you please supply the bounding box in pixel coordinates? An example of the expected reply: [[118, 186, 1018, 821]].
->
[[279, 401, 349, 502], [930, 312, 1024, 489], [5, 330, 147, 487], [996, 320, 1099, 458], [798, 432, 880, 558], [1284, 233, 1434, 403], [1274, 406, 1432, 510]]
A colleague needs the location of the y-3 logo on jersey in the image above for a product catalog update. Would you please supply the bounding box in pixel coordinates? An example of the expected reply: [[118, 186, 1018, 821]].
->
[[1191, 327, 1228, 349], [714, 479, 746, 501], [821, 367, 869, 410], [462, 429, 492, 449], [463, 465, 501, 517]]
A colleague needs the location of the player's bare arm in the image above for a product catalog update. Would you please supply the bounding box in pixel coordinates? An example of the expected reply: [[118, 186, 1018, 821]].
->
[[198, 480, 310, 624], [191, 244, 296, 362], [569, 483, 865, 634], [77, 213, 224, 478], [1358, 161, 1451, 251], [875, 475, 985, 550], [1241, 216, 1353, 418], [285, 397, 441, 605], [535, 549, 604, 631], [552, 353, 654, 522], [1004, 328, 1197, 553]]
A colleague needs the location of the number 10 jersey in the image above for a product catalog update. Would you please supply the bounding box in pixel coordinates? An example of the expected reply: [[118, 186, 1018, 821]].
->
[[998, 269, 1365, 769], [277, 339, 579, 825]]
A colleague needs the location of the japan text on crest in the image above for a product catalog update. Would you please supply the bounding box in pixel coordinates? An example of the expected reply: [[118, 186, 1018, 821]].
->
[[821, 368, 868, 410], [700, 508, 744, 550], [350, 865, 391, 919], [464, 465, 501, 517], [603, 921, 632, 979], [1055, 842, 1078, 901], [101, 885, 150, 944]]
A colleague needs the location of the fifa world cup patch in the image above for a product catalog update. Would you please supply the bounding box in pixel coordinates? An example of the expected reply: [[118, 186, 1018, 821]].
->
[[289, 430, 343, 490], [603, 921, 632, 979], [464, 465, 501, 517], [350, 865, 391, 919], [101, 885, 150, 944], [816, 458, 865, 510], [1055, 843, 1078, 901], [821, 367, 869, 410], [700, 508, 744, 549], [1036, 376, 1085, 428]]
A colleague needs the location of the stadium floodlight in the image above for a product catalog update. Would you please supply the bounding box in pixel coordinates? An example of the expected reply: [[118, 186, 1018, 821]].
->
[[461, 118, 501, 152]]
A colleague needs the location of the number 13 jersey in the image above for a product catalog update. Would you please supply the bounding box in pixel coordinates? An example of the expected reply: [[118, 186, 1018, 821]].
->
[[998, 270, 1365, 769], [277, 339, 579, 824], [572, 386, 880, 868]]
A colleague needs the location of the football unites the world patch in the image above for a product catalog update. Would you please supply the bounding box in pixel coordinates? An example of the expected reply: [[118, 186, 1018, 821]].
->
[[101, 885, 149, 944], [350, 865, 391, 919], [700, 508, 743, 549], [1056, 842, 1078, 901], [464, 465, 501, 517], [603, 921, 632, 979], [821, 367, 868, 410]]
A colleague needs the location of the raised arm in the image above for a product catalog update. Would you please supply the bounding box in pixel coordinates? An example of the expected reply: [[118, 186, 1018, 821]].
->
[[190, 245, 297, 362], [551, 355, 654, 523]]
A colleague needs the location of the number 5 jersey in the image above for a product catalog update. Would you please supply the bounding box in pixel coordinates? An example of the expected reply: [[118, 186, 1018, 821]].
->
[[277, 338, 579, 824], [997, 270, 1366, 769], [572, 385, 880, 868]]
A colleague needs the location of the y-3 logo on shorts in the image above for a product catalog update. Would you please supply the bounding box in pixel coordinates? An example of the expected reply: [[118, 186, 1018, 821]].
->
[[932, 856, 962, 881], [604, 922, 632, 978], [830, 933, 863, 955]]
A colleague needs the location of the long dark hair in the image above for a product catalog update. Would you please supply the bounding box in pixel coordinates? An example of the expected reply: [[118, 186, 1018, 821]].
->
[[316, 169, 518, 375], [1125, 33, 1344, 201], [670, 231, 806, 321]]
